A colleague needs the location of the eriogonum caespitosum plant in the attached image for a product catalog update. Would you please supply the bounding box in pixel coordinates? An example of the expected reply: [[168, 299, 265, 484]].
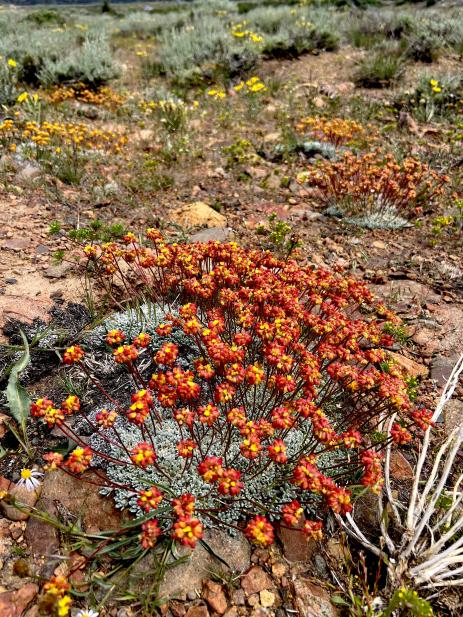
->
[[33, 231, 432, 551], [297, 149, 449, 229]]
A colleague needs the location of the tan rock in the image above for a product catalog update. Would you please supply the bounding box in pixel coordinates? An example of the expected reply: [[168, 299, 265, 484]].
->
[[387, 351, 429, 379], [185, 606, 209, 617], [241, 566, 274, 595], [34, 469, 122, 532], [1, 483, 42, 522], [203, 580, 227, 615], [170, 202, 226, 229], [259, 590, 275, 608], [444, 399, 463, 434], [293, 579, 337, 617], [389, 450, 413, 481], [0, 583, 39, 617]]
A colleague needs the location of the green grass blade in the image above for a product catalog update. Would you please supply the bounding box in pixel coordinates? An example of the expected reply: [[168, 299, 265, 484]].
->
[[5, 330, 31, 428]]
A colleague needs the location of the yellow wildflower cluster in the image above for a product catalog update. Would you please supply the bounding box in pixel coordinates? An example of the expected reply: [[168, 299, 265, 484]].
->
[[429, 79, 442, 94], [46, 83, 125, 108], [17, 92, 40, 104], [0, 56, 17, 68], [231, 22, 264, 43], [295, 116, 374, 147], [0, 119, 127, 154], [234, 76, 267, 94], [207, 88, 227, 100]]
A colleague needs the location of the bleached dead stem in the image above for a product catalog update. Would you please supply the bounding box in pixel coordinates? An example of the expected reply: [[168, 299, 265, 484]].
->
[[338, 352, 463, 593]]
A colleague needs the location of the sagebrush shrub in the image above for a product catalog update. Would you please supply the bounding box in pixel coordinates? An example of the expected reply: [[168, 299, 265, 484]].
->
[[354, 45, 405, 88], [32, 233, 432, 551], [156, 15, 259, 83], [297, 150, 449, 228], [38, 34, 119, 88]]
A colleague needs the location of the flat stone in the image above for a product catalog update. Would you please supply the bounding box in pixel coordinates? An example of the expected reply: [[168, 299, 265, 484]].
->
[[231, 589, 246, 605], [170, 202, 226, 229], [36, 469, 122, 532], [372, 281, 439, 308], [189, 227, 232, 243], [0, 583, 39, 617], [2, 239, 30, 251], [153, 529, 249, 600], [293, 579, 337, 617], [43, 263, 72, 279], [443, 399, 463, 434], [1, 483, 42, 521], [387, 352, 428, 379], [426, 304, 463, 355], [431, 355, 461, 388], [25, 505, 60, 558], [277, 519, 314, 562], [241, 566, 274, 595], [389, 450, 413, 481], [185, 606, 209, 617]]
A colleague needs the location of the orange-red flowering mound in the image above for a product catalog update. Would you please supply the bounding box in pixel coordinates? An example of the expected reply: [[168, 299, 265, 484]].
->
[[295, 116, 375, 148], [33, 232, 431, 550], [297, 150, 448, 228]]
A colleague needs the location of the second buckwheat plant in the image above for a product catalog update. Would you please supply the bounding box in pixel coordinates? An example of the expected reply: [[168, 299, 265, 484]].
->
[[32, 231, 432, 552]]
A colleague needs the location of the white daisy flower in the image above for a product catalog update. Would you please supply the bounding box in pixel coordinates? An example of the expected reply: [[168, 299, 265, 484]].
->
[[17, 468, 43, 491], [75, 610, 99, 617]]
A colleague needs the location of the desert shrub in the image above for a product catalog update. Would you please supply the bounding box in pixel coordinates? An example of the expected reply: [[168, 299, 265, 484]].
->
[[246, 6, 340, 58], [0, 28, 76, 86], [22, 9, 66, 27], [155, 15, 260, 83], [405, 33, 441, 64], [345, 9, 413, 46], [0, 25, 118, 89], [417, 11, 463, 56], [38, 34, 119, 88], [297, 150, 449, 229], [32, 232, 432, 553], [354, 44, 405, 88], [115, 10, 189, 38]]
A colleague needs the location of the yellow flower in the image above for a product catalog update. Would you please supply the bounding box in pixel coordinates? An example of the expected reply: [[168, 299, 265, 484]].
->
[[57, 595, 72, 617], [250, 33, 263, 43], [7, 58, 17, 68], [432, 86, 442, 93], [32, 94, 39, 103], [429, 79, 438, 87], [17, 92, 29, 103], [234, 82, 245, 92]]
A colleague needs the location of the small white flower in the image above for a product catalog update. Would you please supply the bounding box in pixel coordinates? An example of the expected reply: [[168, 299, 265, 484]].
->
[[17, 468, 43, 491], [75, 610, 99, 617]]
